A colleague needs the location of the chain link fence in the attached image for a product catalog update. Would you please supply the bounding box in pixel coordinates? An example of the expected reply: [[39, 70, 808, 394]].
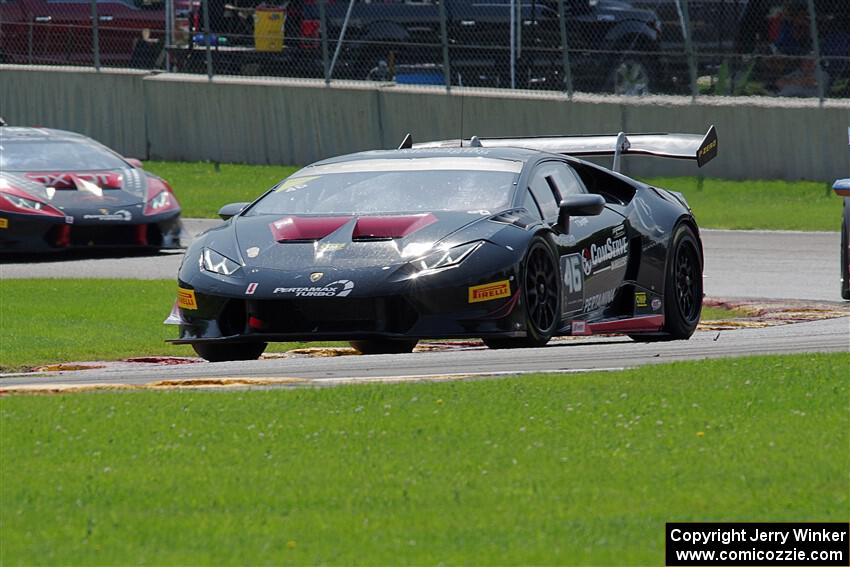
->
[[1, 0, 847, 99]]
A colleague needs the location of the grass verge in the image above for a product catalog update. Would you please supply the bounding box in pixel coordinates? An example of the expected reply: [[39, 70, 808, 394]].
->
[[643, 176, 839, 231], [1, 353, 847, 565], [0, 279, 335, 371], [142, 160, 841, 231], [3, 279, 768, 371]]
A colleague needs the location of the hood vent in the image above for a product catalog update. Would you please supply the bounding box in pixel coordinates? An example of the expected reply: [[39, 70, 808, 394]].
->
[[269, 213, 438, 243]]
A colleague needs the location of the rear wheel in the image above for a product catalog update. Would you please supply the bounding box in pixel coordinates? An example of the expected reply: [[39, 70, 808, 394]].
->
[[483, 237, 560, 349], [192, 342, 267, 362], [630, 224, 702, 342], [350, 339, 418, 355]]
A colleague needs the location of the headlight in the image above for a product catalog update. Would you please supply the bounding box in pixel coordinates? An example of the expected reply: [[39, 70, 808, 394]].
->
[[200, 247, 242, 276], [411, 241, 482, 276], [1, 192, 47, 211], [143, 190, 179, 216]]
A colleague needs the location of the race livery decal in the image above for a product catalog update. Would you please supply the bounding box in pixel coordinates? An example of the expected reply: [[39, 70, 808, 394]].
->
[[560, 253, 584, 313], [651, 298, 663, 311], [582, 233, 629, 276], [245, 282, 258, 295], [177, 288, 198, 310], [584, 289, 617, 312], [274, 280, 354, 297], [468, 280, 511, 303], [0, 218, 7, 229], [635, 291, 648, 308], [82, 209, 132, 222]]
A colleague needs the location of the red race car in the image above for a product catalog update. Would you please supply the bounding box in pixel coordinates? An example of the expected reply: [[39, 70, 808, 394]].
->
[[0, 126, 183, 252]]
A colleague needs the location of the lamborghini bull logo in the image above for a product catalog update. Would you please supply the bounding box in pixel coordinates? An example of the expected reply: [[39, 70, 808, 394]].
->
[[273, 279, 354, 297]]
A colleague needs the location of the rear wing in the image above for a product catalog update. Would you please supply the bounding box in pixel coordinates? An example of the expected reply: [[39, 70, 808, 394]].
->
[[410, 125, 718, 172]]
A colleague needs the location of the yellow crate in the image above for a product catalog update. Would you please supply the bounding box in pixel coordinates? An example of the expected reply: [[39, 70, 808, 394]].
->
[[254, 7, 286, 52]]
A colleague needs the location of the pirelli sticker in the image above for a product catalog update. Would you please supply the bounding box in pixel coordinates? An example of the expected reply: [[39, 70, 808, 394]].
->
[[468, 280, 511, 303], [177, 288, 198, 310], [0, 218, 8, 229]]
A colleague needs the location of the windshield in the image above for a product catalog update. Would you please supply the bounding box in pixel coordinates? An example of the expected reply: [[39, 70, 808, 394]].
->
[[0, 140, 129, 172], [248, 158, 522, 216]]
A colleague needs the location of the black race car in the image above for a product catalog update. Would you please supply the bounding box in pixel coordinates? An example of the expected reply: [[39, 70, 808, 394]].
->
[[834, 178, 850, 300], [167, 127, 717, 361], [0, 127, 182, 252]]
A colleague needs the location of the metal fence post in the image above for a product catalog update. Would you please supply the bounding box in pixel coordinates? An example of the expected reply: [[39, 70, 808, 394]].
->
[[202, 0, 212, 80], [91, 0, 100, 70], [676, 0, 698, 101], [557, 0, 573, 99], [439, 0, 451, 92], [509, 0, 516, 89], [328, 0, 355, 82], [319, 0, 330, 84], [165, 0, 173, 72], [805, 0, 825, 104]]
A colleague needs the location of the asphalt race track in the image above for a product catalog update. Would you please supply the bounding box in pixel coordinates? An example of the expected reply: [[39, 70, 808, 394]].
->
[[0, 221, 843, 301], [1, 223, 847, 389]]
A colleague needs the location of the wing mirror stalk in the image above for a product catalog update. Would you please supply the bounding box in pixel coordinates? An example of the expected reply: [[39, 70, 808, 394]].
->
[[558, 194, 606, 232]]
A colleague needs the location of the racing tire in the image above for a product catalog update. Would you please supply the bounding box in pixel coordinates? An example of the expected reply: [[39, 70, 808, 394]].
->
[[630, 224, 702, 342], [350, 339, 418, 355], [483, 236, 560, 349], [841, 204, 850, 300], [192, 342, 267, 362]]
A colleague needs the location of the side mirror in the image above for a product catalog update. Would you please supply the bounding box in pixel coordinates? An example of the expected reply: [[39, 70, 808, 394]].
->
[[217, 202, 250, 220], [833, 179, 850, 196], [125, 158, 144, 169], [557, 194, 606, 230]]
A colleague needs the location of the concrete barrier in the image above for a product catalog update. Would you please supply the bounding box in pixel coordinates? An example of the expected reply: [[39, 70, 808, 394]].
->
[[1, 65, 848, 180]]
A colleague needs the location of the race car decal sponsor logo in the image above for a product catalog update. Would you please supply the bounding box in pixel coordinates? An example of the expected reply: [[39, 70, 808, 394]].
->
[[561, 253, 585, 314], [273, 279, 354, 297], [82, 209, 132, 222], [468, 280, 511, 303], [246, 247, 260, 258], [177, 288, 198, 310], [245, 282, 258, 295], [582, 235, 629, 276], [584, 288, 617, 312], [635, 291, 648, 308], [698, 138, 718, 160], [651, 298, 663, 311], [0, 218, 7, 229], [309, 272, 324, 283], [571, 320, 587, 335]]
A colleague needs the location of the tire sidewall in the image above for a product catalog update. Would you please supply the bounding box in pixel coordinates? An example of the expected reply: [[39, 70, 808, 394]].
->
[[663, 224, 702, 339], [522, 235, 561, 344]]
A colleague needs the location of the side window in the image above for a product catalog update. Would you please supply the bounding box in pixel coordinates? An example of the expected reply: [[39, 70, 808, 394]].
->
[[528, 161, 586, 221], [529, 170, 560, 221], [522, 188, 543, 220]]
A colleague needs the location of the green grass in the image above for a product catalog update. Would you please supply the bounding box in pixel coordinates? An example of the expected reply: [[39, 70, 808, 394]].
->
[[643, 177, 839, 231], [141, 160, 841, 231], [1, 353, 847, 565], [143, 161, 298, 219], [0, 279, 336, 371], [2, 279, 771, 371], [701, 305, 752, 320]]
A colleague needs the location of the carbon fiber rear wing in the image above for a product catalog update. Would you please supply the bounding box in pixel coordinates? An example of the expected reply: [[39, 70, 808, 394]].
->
[[411, 126, 718, 172]]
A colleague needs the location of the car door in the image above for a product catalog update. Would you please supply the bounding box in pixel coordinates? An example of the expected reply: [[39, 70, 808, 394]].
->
[[524, 160, 628, 320]]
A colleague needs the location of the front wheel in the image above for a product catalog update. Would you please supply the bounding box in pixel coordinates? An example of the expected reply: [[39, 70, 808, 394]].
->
[[483, 236, 560, 349], [630, 224, 702, 342], [349, 339, 418, 355], [192, 342, 267, 362]]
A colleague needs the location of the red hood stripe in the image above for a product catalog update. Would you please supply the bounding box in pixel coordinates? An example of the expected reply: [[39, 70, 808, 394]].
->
[[269, 216, 352, 241], [353, 213, 438, 239], [25, 172, 123, 189]]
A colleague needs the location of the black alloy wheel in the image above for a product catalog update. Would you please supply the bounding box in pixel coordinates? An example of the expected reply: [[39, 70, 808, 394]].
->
[[631, 224, 702, 342], [484, 237, 560, 349]]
